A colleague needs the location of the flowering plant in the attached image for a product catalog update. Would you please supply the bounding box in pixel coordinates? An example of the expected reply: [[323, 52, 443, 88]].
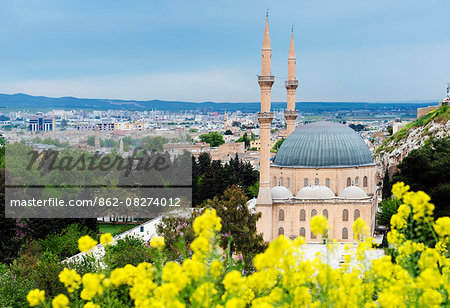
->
[[28, 185, 449, 307]]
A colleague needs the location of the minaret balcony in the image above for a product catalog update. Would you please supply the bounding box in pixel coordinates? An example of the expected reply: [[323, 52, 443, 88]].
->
[[258, 76, 275, 87], [285, 80, 299, 89]]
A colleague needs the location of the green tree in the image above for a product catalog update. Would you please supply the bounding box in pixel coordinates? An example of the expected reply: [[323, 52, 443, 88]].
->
[[60, 119, 68, 127], [376, 197, 402, 228], [199, 132, 225, 147], [382, 168, 392, 200], [140, 136, 168, 152], [202, 186, 267, 270], [392, 137, 450, 218], [271, 138, 285, 152], [236, 133, 251, 149]]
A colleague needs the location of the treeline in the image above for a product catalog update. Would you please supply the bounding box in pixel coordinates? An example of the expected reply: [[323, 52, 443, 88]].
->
[[192, 152, 259, 206]]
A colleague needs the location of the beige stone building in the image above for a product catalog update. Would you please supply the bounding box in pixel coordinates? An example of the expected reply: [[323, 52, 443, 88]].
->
[[254, 16, 377, 243]]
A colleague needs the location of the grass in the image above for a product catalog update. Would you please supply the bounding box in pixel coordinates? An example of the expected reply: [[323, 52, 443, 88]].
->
[[98, 223, 137, 236], [376, 104, 449, 154]]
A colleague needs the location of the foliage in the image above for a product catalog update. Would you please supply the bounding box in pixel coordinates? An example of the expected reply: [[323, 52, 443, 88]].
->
[[202, 186, 267, 271], [0, 263, 37, 308], [29, 186, 450, 307], [139, 136, 168, 152], [60, 119, 68, 127], [349, 123, 366, 131], [271, 138, 285, 152], [199, 132, 225, 147], [31, 137, 69, 148], [192, 153, 259, 205], [224, 129, 233, 135], [392, 137, 450, 217], [381, 167, 392, 200], [376, 197, 402, 228], [104, 235, 152, 269], [376, 104, 449, 154], [39, 224, 97, 261]]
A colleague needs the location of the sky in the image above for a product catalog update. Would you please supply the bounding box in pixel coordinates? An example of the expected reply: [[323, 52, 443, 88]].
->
[[0, 0, 449, 103]]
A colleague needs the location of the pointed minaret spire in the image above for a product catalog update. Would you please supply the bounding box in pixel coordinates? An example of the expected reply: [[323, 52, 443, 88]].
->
[[261, 15, 271, 76], [285, 28, 299, 137], [256, 13, 275, 225]]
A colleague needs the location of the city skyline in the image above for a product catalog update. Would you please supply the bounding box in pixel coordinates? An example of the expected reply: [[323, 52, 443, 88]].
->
[[1, 0, 449, 102]]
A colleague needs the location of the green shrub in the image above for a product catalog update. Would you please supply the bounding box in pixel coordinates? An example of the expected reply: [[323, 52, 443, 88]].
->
[[104, 235, 151, 269], [0, 263, 37, 308], [39, 224, 96, 261]]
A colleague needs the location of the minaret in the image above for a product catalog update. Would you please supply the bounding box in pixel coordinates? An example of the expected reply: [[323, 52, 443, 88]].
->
[[285, 29, 298, 136], [256, 14, 275, 206], [52, 110, 56, 137]]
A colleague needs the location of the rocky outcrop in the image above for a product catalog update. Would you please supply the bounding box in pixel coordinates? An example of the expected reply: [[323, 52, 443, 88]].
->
[[374, 105, 449, 184]]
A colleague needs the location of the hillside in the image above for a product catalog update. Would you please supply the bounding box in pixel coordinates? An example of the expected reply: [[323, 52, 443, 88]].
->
[[0, 93, 437, 115], [374, 104, 450, 181]]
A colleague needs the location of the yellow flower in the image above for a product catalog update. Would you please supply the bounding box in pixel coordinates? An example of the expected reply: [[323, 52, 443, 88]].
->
[[353, 217, 369, 238], [83, 302, 100, 308], [100, 233, 114, 246], [433, 217, 450, 238], [223, 270, 244, 294], [59, 268, 81, 293], [193, 208, 222, 238], [390, 214, 407, 230], [420, 289, 442, 308], [150, 236, 165, 249], [310, 215, 328, 236], [80, 273, 104, 300], [52, 294, 69, 308], [225, 297, 246, 308], [210, 260, 223, 277], [191, 282, 217, 307], [391, 182, 410, 199], [110, 267, 128, 287], [26, 289, 45, 307], [78, 235, 98, 252]]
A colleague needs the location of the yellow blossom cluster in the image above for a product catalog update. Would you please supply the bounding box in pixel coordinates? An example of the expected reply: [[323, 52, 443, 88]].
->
[[78, 235, 98, 253], [28, 186, 450, 307]]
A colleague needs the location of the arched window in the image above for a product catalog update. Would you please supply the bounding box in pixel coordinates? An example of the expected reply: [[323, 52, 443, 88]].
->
[[279, 209, 285, 221], [322, 209, 328, 219], [299, 227, 305, 237], [279, 177, 283, 186], [342, 228, 348, 239], [347, 177, 351, 186], [354, 209, 360, 221], [287, 177, 290, 188], [278, 227, 284, 236], [304, 178, 309, 187], [273, 176, 277, 186], [342, 209, 349, 221], [299, 209, 306, 221], [311, 209, 317, 217], [363, 176, 368, 187], [355, 177, 359, 187], [325, 178, 330, 188], [315, 178, 319, 186], [311, 231, 317, 239]]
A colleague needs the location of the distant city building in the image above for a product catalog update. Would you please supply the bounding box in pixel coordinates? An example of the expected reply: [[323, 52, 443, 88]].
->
[[29, 115, 53, 132], [163, 142, 210, 158]]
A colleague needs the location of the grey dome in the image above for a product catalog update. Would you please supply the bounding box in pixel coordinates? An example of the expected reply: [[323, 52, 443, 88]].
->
[[273, 121, 374, 168], [271, 186, 293, 199], [296, 186, 335, 199], [339, 186, 369, 199]]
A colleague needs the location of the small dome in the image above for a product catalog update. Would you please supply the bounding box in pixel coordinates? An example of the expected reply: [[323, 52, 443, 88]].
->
[[296, 186, 335, 199], [339, 186, 369, 199], [246, 198, 257, 214], [271, 186, 293, 199]]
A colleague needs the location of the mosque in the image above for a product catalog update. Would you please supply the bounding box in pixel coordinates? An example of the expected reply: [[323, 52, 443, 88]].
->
[[255, 16, 377, 242]]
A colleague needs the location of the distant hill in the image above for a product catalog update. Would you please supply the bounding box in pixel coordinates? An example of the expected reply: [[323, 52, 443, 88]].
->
[[0, 93, 438, 114]]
